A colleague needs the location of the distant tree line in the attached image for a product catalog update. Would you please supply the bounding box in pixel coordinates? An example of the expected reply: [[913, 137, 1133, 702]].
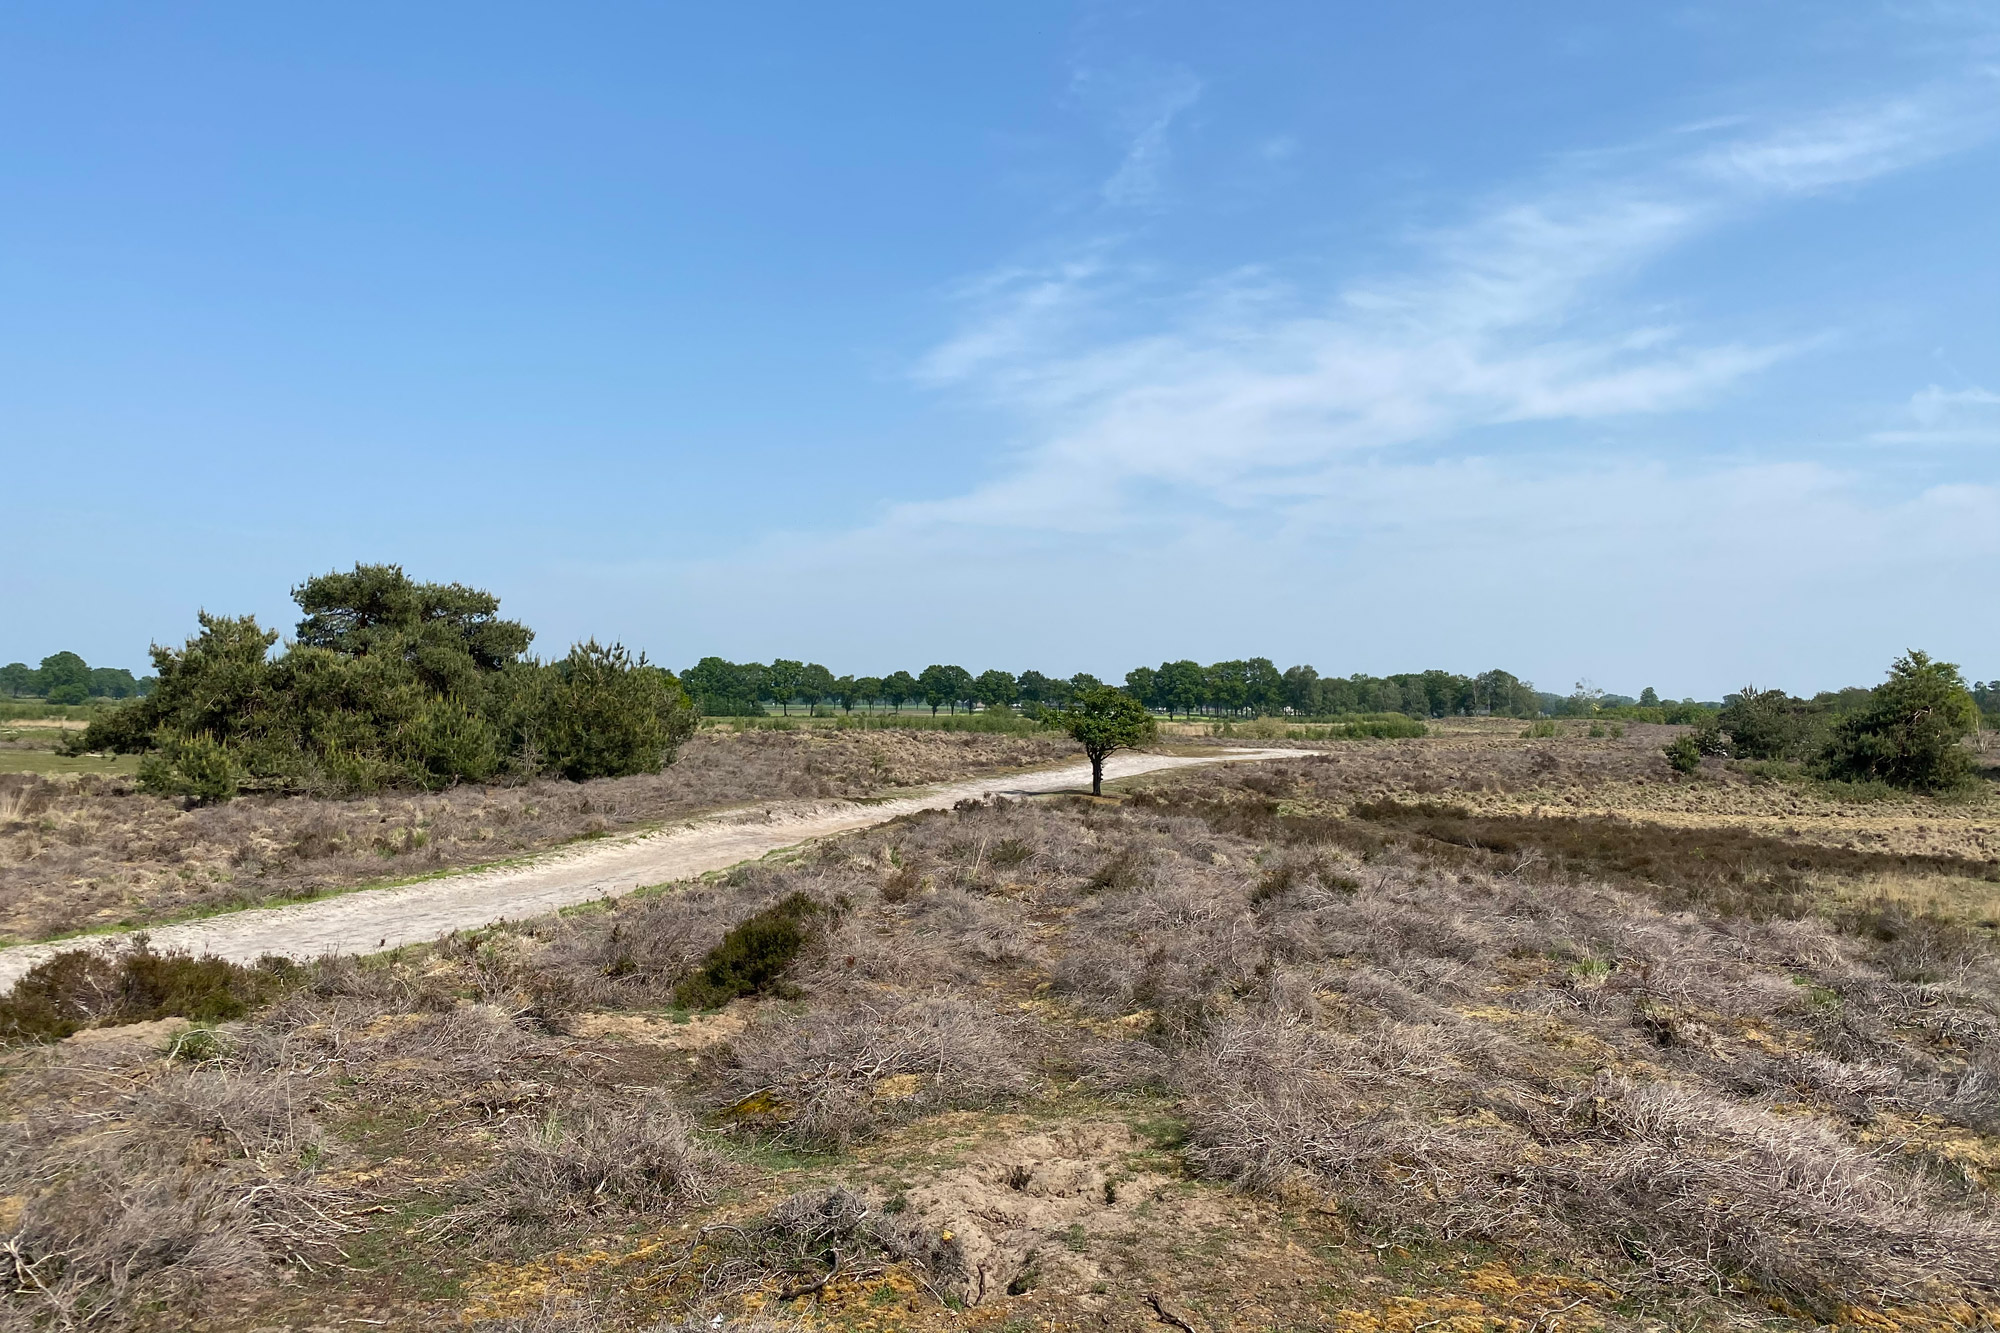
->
[[77, 565, 694, 802], [681, 657, 1556, 720], [0, 653, 153, 704]]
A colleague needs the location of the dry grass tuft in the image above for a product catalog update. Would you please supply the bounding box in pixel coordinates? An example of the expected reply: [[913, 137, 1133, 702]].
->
[[441, 1100, 711, 1233], [711, 992, 1033, 1149], [0, 1058, 347, 1327]]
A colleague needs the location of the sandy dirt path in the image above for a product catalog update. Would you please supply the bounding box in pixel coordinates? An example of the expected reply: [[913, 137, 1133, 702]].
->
[[0, 747, 1292, 987]]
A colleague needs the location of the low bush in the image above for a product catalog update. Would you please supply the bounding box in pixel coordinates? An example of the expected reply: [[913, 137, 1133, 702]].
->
[[1181, 1024, 2000, 1308], [0, 1062, 341, 1325], [447, 1101, 711, 1230], [663, 1185, 957, 1308], [712, 992, 1031, 1149], [671, 892, 833, 1009], [1333, 715, 1426, 739], [0, 941, 295, 1043]]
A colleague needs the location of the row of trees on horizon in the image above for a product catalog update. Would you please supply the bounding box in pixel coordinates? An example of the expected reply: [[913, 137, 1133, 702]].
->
[[679, 655, 1728, 722], [21, 643, 2000, 728]]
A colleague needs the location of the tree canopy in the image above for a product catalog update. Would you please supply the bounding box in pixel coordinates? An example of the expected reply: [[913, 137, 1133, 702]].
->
[[1816, 651, 1980, 793], [77, 565, 692, 800], [1054, 686, 1157, 795], [0, 653, 152, 701]]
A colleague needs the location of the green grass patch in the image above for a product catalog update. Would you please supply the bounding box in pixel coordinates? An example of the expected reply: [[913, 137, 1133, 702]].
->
[[0, 748, 141, 776]]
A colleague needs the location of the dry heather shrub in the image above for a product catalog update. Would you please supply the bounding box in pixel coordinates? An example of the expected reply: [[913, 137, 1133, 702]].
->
[[532, 884, 752, 1003], [240, 992, 564, 1107], [903, 887, 1039, 966], [0, 940, 295, 1045], [1180, 1008, 2000, 1307], [712, 992, 1032, 1149], [0, 1064, 343, 1327], [1570, 1078, 2000, 1302], [1052, 861, 1265, 1028], [663, 1185, 957, 1308], [445, 1100, 711, 1231], [521, 869, 850, 1012]]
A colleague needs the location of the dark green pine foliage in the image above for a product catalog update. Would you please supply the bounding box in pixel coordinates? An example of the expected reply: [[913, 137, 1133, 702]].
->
[[77, 564, 693, 800]]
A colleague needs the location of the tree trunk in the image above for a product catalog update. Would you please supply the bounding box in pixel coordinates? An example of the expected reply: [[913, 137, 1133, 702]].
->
[[1091, 754, 1104, 796]]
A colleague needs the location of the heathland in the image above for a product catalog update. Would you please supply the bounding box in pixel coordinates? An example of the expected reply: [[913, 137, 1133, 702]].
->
[[4, 715, 1999, 1332], [6, 564, 1999, 1330]]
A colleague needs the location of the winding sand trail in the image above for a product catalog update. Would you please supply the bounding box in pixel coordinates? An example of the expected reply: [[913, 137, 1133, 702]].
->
[[0, 747, 1293, 987]]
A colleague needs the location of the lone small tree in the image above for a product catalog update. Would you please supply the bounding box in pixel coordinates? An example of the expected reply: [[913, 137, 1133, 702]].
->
[[1055, 685, 1157, 796]]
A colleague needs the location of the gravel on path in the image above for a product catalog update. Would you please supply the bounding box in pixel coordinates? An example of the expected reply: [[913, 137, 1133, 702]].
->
[[0, 748, 1293, 986]]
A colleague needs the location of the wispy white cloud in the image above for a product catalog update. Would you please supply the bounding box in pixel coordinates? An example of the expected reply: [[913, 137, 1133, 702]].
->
[[1910, 383, 2000, 422], [648, 66, 2000, 692], [1070, 62, 1203, 209], [899, 80, 1996, 535], [1872, 382, 2000, 445], [1697, 79, 2000, 191]]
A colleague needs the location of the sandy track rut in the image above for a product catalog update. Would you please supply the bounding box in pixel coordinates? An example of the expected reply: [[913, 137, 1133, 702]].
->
[[0, 748, 1292, 986]]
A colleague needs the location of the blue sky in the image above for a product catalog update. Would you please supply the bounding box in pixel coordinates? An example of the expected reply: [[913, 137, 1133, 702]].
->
[[3, 3, 1996, 698]]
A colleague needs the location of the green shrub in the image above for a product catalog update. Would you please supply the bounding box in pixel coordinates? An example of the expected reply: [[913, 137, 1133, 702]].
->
[[80, 565, 699, 798], [1521, 720, 1560, 739], [1734, 758, 1804, 784], [671, 893, 832, 1009], [1719, 687, 1829, 761], [1816, 651, 1980, 794], [529, 641, 696, 781], [137, 731, 243, 804], [1664, 734, 1702, 774], [0, 940, 292, 1044]]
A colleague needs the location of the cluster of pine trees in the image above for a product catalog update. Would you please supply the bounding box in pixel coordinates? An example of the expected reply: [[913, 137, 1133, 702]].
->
[[77, 566, 693, 801]]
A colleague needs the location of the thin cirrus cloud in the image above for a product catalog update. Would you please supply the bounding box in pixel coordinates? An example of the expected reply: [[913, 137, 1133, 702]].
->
[[892, 80, 1997, 532], [1069, 62, 1204, 210], [661, 75, 2000, 688]]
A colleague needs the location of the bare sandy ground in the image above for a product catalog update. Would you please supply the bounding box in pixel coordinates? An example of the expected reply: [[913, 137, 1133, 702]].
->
[[0, 748, 1291, 987]]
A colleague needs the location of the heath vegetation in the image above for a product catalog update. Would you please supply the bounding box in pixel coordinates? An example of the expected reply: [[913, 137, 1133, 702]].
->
[[6, 564, 1998, 1330], [4, 715, 1996, 1332]]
